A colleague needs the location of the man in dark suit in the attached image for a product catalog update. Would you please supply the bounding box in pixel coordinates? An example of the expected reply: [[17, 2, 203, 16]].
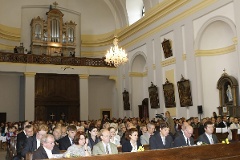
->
[[198, 121, 218, 144], [21, 124, 48, 158], [16, 124, 33, 159], [58, 125, 77, 150], [32, 134, 60, 160], [150, 122, 173, 150], [217, 116, 230, 128], [174, 125, 194, 147]]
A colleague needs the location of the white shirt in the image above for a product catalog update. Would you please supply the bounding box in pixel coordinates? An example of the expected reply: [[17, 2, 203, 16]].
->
[[43, 147, 53, 158], [183, 134, 190, 146], [130, 141, 138, 152], [102, 142, 112, 154], [205, 133, 214, 144], [37, 139, 41, 149]]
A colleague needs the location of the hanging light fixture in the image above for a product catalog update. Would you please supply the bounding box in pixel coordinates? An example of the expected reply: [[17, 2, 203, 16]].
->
[[105, 36, 128, 67], [105, 0, 128, 67]]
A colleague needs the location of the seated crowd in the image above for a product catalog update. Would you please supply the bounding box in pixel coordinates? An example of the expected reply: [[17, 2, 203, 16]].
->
[[0, 111, 239, 160]]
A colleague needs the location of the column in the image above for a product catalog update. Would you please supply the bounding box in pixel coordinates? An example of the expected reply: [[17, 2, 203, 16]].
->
[[79, 74, 89, 120], [24, 72, 36, 121]]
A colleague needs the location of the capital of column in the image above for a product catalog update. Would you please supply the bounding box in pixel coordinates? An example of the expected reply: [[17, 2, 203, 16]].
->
[[79, 74, 89, 79], [24, 72, 36, 77]]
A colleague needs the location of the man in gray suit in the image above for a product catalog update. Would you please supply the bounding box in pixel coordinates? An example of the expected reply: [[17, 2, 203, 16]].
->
[[93, 129, 118, 155], [198, 121, 218, 144], [140, 123, 155, 145]]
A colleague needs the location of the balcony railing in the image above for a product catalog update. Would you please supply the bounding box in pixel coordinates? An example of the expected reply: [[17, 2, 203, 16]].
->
[[0, 52, 114, 67]]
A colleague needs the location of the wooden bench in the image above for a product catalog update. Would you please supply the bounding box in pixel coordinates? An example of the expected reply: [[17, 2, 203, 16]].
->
[[39, 142, 240, 160]]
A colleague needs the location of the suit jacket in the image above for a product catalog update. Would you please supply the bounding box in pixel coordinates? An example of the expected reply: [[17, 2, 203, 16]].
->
[[198, 133, 218, 144], [140, 133, 150, 145], [217, 122, 230, 128], [16, 131, 27, 155], [21, 134, 38, 158], [174, 134, 194, 147], [92, 141, 118, 155], [149, 133, 173, 150], [122, 140, 142, 152], [32, 145, 60, 160], [58, 135, 72, 150]]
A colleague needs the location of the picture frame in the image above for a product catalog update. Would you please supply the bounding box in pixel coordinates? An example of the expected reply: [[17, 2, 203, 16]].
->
[[122, 89, 130, 110], [177, 76, 193, 107], [222, 106, 227, 113], [163, 79, 176, 108], [148, 82, 160, 108], [162, 39, 173, 59]]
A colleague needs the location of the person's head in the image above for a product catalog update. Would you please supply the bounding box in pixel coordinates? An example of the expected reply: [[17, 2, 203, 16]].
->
[[23, 121, 29, 129], [36, 124, 48, 140], [165, 111, 170, 118], [41, 134, 55, 150], [140, 124, 147, 134], [67, 125, 77, 140], [88, 125, 98, 137], [159, 122, 169, 137], [222, 116, 228, 122], [53, 127, 62, 141], [183, 125, 193, 138], [25, 124, 34, 137], [204, 121, 214, 135], [147, 123, 155, 135], [61, 126, 67, 138], [77, 126, 85, 132], [100, 129, 110, 144], [181, 122, 189, 130], [73, 131, 86, 146], [119, 123, 126, 133], [126, 122, 135, 130], [234, 117, 239, 124], [109, 127, 116, 138], [125, 128, 138, 142], [103, 122, 110, 129]]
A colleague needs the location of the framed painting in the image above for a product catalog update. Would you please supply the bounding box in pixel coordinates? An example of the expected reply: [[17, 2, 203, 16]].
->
[[148, 82, 160, 108], [162, 39, 173, 59], [163, 79, 176, 108], [177, 76, 193, 107], [122, 89, 130, 110]]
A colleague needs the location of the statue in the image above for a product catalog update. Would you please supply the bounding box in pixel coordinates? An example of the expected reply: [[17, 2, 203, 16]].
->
[[226, 85, 233, 102]]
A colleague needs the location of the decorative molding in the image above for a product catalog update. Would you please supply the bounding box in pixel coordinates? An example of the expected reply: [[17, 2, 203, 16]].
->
[[129, 71, 148, 77], [0, 24, 21, 41], [182, 54, 187, 60], [161, 58, 176, 67], [24, 72, 36, 77], [232, 37, 238, 45], [109, 75, 117, 81], [79, 74, 89, 79], [195, 45, 236, 56]]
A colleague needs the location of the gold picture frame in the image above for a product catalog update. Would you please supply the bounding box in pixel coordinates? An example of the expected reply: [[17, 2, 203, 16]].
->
[[163, 79, 176, 108], [177, 75, 193, 107], [148, 82, 160, 108], [162, 39, 173, 59]]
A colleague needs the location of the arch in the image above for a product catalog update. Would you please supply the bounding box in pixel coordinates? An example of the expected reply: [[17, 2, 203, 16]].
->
[[130, 51, 147, 72], [195, 16, 236, 50], [126, 0, 144, 25]]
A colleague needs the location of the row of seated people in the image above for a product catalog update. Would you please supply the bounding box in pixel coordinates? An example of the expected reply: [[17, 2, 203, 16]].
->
[[11, 119, 222, 160]]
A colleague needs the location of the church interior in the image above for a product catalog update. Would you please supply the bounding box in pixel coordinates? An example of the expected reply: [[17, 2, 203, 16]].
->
[[0, 0, 240, 122]]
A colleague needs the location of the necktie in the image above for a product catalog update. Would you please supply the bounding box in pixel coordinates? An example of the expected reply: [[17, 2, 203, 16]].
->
[[106, 145, 109, 154], [210, 137, 214, 144], [186, 138, 189, 146]]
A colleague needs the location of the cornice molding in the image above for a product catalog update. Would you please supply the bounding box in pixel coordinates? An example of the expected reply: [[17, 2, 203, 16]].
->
[[195, 45, 236, 56], [0, 24, 20, 42], [129, 71, 147, 77], [161, 58, 176, 67], [79, 74, 89, 79], [109, 75, 117, 81], [24, 72, 36, 77]]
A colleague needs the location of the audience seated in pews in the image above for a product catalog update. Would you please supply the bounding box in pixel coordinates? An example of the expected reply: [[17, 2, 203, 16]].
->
[[140, 123, 155, 145], [58, 125, 77, 150], [87, 125, 101, 151], [174, 125, 194, 147], [198, 121, 218, 144], [21, 124, 49, 158], [92, 129, 118, 155], [32, 134, 60, 160], [122, 128, 142, 152], [149, 122, 173, 150], [63, 131, 91, 157]]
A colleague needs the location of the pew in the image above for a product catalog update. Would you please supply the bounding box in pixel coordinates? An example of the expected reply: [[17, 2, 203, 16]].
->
[[40, 142, 240, 160], [231, 129, 239, 141]]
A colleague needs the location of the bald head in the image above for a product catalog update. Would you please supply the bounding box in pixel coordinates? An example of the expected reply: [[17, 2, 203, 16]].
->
[[182, 122, 189, 130], [184, 125, 193, 138]]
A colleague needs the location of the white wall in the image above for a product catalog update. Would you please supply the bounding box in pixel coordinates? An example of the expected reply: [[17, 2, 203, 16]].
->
[[0, 73, 21, 122], [88, 76, 116, 120]]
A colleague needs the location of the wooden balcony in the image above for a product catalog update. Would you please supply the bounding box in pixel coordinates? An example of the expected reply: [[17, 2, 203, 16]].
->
[[0, 52, 113, 67]]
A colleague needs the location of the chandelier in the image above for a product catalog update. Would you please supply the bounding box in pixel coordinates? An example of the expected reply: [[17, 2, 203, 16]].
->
[[105, 37, 128, 67]]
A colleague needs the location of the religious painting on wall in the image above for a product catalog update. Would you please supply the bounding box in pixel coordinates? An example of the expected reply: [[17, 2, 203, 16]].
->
[[122, 89, 130, 110], [148, 82, 160, 108], [177, 75, 193, 107], [163, 79, 176, 108], [162, 39, 173, 59]]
